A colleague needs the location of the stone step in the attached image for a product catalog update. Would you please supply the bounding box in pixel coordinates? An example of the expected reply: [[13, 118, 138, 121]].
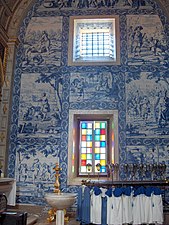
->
[[27, 214, 39, 225]]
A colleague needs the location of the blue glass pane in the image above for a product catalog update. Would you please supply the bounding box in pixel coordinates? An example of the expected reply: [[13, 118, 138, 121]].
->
[[87, 135, 92, 141], [100, 141, 106, 147], [101, 166, 106, 172], [81, 123, 87, 129], [95, 129, 100, 135], [95, 154, 100, 160]]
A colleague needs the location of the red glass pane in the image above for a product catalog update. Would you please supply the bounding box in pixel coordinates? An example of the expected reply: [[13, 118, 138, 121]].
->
[[81, 160, 86, 166], [81, 135, 86, 141], [100, 129, 106, 135]]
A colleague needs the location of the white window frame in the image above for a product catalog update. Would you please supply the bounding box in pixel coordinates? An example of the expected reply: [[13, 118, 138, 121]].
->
[[68, 15, 120, 66], [67, 110, 119, 185]]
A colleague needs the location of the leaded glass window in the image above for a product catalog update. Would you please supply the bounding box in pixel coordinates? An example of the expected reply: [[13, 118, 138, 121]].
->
[[79, 120, 108, 175]]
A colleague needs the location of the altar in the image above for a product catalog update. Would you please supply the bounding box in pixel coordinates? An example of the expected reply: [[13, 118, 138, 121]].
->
[[0, 178, 16, 206]]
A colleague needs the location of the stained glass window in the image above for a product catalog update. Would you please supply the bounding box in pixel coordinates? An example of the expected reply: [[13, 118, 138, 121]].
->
[[79, 120, 108, 174]]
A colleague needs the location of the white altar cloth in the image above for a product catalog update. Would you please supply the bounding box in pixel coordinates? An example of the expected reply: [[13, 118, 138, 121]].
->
[[0, 178, 16, 206]]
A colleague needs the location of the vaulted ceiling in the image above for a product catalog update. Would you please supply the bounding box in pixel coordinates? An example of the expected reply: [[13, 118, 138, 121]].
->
[[0, 0, 169, 44]]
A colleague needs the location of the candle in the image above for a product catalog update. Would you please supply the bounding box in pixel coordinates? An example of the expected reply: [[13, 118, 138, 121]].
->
[[56, 156, 59, 165]]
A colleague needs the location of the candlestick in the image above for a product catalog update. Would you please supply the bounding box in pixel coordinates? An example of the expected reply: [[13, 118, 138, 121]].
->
[[56, 156, 59, 165]]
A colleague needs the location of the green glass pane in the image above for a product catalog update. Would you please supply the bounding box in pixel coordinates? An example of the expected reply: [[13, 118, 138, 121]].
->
[[101, 122, 106, 129], [95, 135, 100, 141], [87, 154, 92, 159]]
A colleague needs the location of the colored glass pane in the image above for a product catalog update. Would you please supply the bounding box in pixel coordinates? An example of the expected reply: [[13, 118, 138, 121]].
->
[[87, 148, 92, 153], [87, 154, 92, 159], [112, 132, 114, 140], [81, 141, 86, 147], [101, 122, 106, 129], [100, 147, 106, 153], [95, 135, 100, 141], [100, 154, 106, 159], [81, 160, 86, 166], [87, 129, 92, 135], [82, 129, 87, 135], [95, 122, 100, 128], [81, 123, 87, 129], [87, 135, 92, 141], [95, 142, 100, 147], [86, 159, 92, 164], [82, 135, 86, 141], [79, 119, 110, 175], [81, 148, 86, 153], [87, 142, 92, 147], [95, 154, 100, 160], [95, 160, 100, 165], [81, 166, 87, 172], [100, 159, 106, 165], [95, 148, 100, 153], [100, 135, 105, 141], [87, 123, 92, 129], [100, 129, 106, 135], [81, 154, 86, 159], [101, 166, 106, 172], [95, 129, 100, 135], [100, 141, 106, 147]]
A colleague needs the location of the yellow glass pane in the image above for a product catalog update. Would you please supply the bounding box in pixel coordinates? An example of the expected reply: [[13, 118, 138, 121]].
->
[[95, 148, 100, 153], [81, 154, 86, 159], [95, 122, 100, 128], [100, 135, 105, 141], [100, 159, 106, 166], [87, 142, 92, 147], [82, 129, 87, 135]]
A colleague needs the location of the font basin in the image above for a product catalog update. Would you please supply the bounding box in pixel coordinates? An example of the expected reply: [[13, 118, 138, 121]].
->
[[45, 192, 76, 210]]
